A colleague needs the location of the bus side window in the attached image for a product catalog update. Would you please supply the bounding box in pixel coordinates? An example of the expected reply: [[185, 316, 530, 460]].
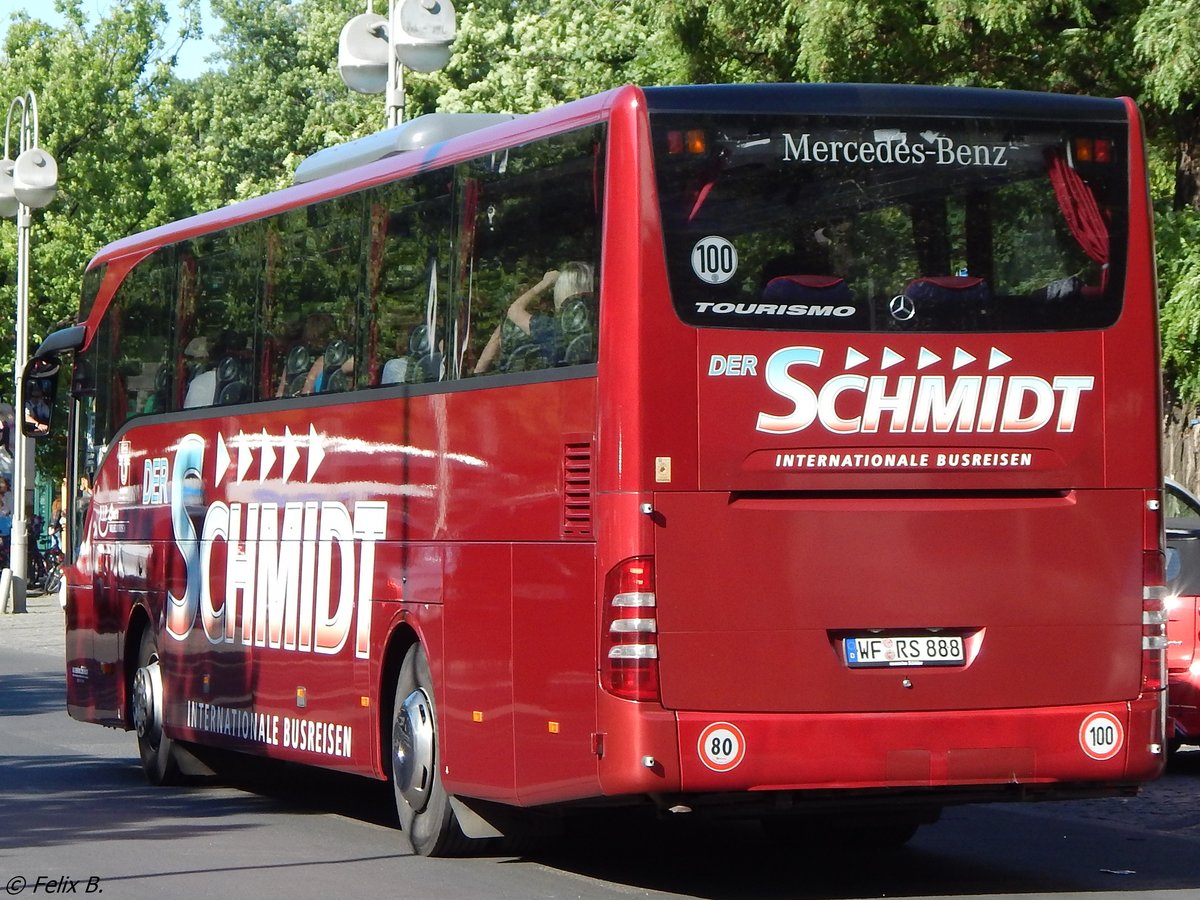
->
[[460, 126, 604, 379], [180, 223, 263, 407], [265, 198, 364, 396], [371, 175, 452, 386], [98, 248, 175, 423]]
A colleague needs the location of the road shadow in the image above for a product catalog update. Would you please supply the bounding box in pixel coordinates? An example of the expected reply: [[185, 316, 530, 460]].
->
[[0, 670, 66, 716], [0, 752, 272, 851], [503, 803, 1200, 898], [197, 749, 397, 828], [188, 758, 1200, 897], [8, 739, 1198, 898]]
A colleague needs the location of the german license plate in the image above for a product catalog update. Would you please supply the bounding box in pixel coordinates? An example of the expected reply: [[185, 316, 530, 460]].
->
[[844, 634, 965, 668]]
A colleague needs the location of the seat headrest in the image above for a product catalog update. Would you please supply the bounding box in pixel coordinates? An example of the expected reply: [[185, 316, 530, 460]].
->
[[903, 276, 990, 302], [763, 275, 851, 304]]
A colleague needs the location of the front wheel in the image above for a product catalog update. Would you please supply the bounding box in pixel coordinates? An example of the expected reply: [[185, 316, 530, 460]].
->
[[391, 644, 481, 856], [43, 563, 63, 595], [132, 628, 182, 785]]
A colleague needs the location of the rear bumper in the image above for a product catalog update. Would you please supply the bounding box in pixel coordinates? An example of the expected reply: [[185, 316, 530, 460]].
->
[[597, 695, 1165, 800]]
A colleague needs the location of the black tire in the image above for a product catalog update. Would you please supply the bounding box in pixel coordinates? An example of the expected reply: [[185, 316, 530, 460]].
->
[[133, 628, 182, 785], [391, 644, 480, 856]]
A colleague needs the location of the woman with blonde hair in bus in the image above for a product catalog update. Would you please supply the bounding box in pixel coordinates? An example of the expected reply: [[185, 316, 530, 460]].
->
[[474, 261, 594, 374]]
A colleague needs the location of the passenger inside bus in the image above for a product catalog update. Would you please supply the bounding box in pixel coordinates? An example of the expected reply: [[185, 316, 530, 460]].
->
[[274, 312, 335, 397], [473, 261, 595, 374], [381, 324, 443, 385], [184, 329, 245, 408], [302, 339, 355, 393]]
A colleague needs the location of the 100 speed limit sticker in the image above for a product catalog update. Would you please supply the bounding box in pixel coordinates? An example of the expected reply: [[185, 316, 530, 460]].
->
[[691, 236, 738, 285], [697, 722, 746, 772], [1079, 711, 1124, 761]]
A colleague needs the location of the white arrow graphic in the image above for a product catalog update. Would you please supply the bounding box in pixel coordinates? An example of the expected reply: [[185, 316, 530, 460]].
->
[[215, 432, 231, 485], [307, 424, 326, 482], [259, 428, 277, 481], [236, 432, 255, 482], [282, 426, 301, 483]]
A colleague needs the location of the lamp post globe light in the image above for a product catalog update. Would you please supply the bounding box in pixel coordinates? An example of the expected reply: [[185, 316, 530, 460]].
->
[[0, 90, 57, 614], [338, 0, 456, 126]]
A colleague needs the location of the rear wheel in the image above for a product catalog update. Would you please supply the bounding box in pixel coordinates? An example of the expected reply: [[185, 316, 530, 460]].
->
[[132, 628, 182, 785], [391, 643, 481, 856]]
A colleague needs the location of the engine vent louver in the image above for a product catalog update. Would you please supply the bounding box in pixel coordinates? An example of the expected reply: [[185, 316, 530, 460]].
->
[[561, 437, 594, 539]]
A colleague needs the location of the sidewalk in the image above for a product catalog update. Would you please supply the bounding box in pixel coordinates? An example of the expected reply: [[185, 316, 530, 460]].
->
[[0, 586, 66, 656]]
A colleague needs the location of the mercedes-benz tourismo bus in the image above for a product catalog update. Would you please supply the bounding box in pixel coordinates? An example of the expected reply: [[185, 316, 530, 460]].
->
[[26, 83, 1165, 855]]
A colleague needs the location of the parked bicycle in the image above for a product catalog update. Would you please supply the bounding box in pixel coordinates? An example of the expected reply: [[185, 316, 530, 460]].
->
[[38, 543, 64, 594], [28, 515, 65, 594]]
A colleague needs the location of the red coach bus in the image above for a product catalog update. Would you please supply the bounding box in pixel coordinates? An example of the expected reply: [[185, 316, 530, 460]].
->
[[26, 83, 1166, 855]]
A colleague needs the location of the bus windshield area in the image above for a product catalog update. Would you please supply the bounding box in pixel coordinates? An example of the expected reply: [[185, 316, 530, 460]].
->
[[651, 112, 1129, 332]]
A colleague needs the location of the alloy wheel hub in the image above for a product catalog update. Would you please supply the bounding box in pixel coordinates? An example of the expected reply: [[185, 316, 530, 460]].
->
[[132, 657, 163, 747], [393, 688, 435, 811]]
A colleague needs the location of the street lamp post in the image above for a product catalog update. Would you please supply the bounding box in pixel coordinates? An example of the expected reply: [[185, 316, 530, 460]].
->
[[0, 90, 57, 614], [338, 0, 456, 127]]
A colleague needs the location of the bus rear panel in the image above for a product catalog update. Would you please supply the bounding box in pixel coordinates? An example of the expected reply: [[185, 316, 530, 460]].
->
[[590, 85, 1163, 813]]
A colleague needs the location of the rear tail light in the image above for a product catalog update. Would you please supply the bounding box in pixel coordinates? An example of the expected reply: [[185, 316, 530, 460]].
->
[[1143, 491, 1167, 692], [1072, 137, 1113, 164], [1143, 590, 1167, 691], [665, 129, 708, 156], [601, 557, 659, 702]]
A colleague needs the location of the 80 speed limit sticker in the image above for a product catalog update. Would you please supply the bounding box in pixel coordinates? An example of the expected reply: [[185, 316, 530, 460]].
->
[[1079, 711, 1124, 761], [698, 722, 746, 772]]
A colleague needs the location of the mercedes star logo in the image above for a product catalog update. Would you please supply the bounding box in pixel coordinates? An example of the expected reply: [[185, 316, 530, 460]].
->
[[889, 294, 916, 322]]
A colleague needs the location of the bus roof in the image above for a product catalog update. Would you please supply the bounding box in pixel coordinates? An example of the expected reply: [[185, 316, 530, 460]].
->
[[292, 112, 518, 184], [641, 83, 1130, 121]]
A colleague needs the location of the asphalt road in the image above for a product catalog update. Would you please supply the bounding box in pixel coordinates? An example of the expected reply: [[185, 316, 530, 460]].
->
[[5, 591, 1200, 899]]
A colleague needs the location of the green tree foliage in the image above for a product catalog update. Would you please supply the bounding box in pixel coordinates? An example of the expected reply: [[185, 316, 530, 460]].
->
[[0, 0, 188, 477], [0, 1, 181, 346], [428, 0, 679, 113], [1134, 0, 1200, 239], [1134, 1, 1200, 404], [1157, 209, 1200, 398], [652, 0, 1141, 91], [164, 0, 384, 207]]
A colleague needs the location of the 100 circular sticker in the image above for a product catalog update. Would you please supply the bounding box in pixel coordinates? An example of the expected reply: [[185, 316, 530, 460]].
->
[[1079, 711, 1124, 761], [691, 236, 738, 285]]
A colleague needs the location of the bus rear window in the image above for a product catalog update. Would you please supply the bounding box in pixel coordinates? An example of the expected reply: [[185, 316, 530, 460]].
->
[[651, 112, 1128, 332]]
